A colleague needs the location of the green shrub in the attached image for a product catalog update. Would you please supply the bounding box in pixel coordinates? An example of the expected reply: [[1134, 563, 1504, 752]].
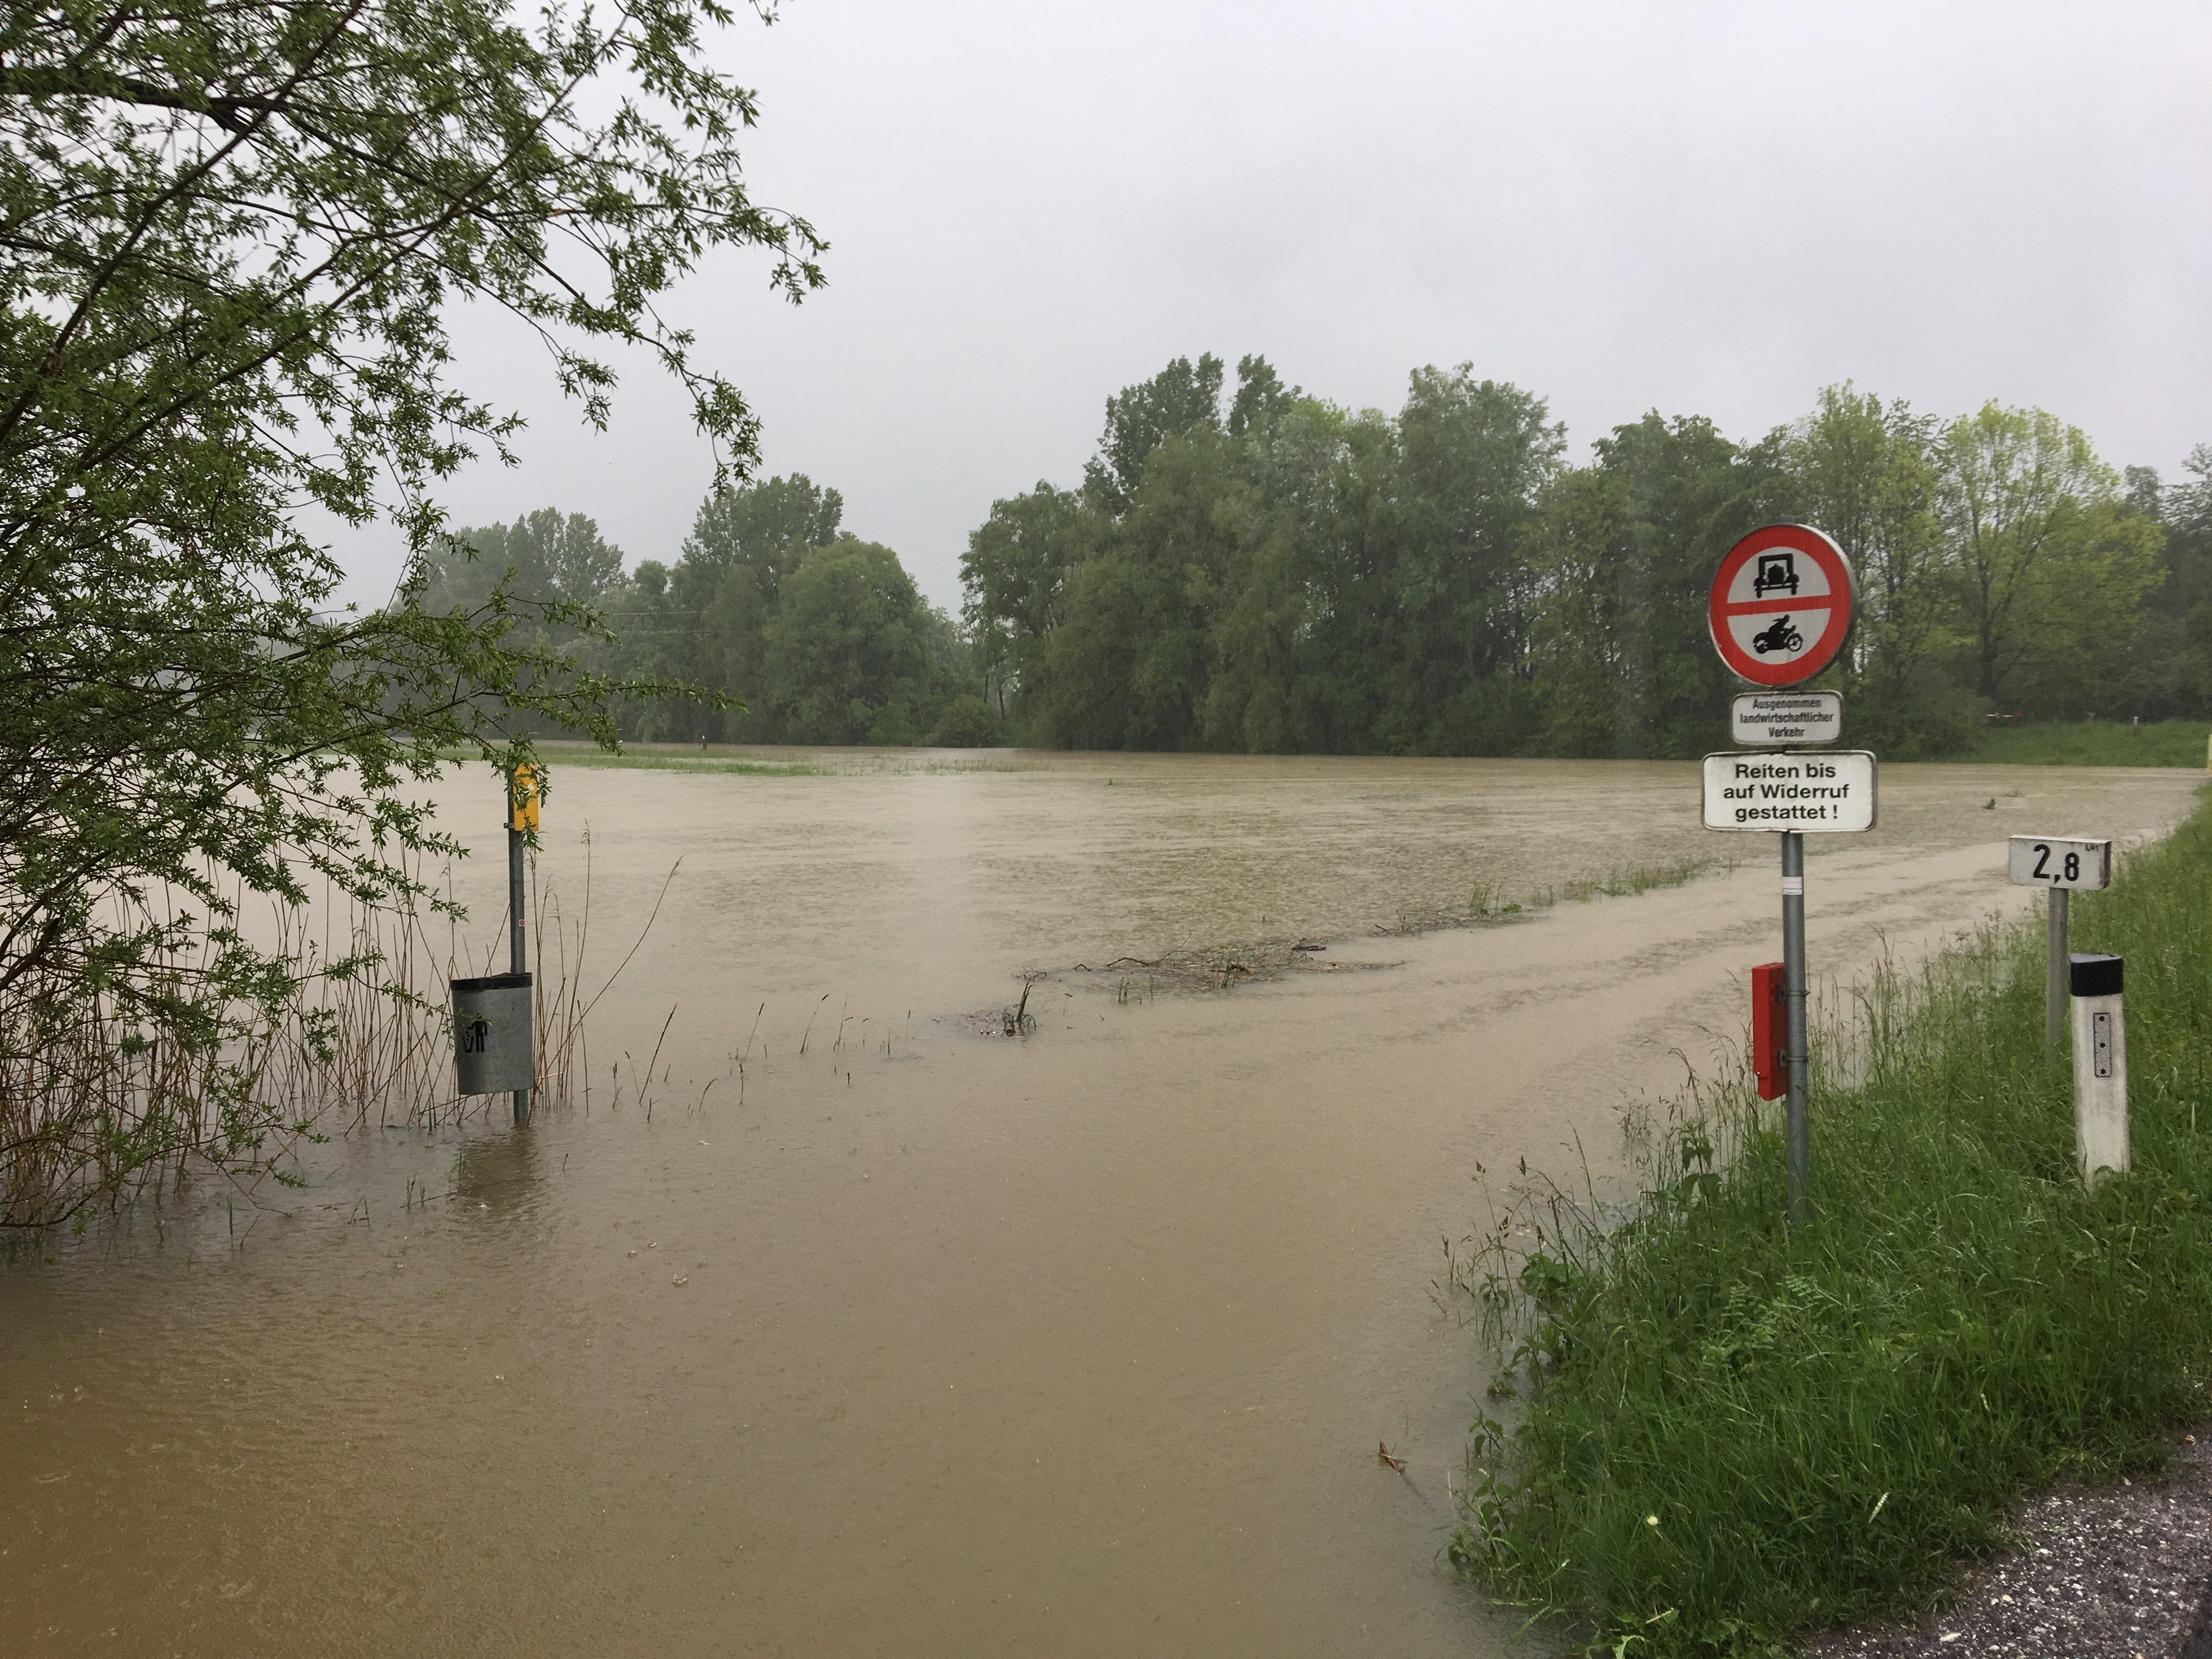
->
[[927, 693, 1005, 748]]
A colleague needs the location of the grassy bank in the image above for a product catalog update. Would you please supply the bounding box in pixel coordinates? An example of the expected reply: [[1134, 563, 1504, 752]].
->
[[1454, 792, 2212, 1656], [518, 741, 1037, 778], [1963, 719, 2211, 768], [523, 725, 2212, 773], [520, 742, 823, 776]]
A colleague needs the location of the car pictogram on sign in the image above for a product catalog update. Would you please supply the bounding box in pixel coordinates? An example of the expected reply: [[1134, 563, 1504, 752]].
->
[[1752, 550, 1798, 599], [1709, 524, 1855, 687]]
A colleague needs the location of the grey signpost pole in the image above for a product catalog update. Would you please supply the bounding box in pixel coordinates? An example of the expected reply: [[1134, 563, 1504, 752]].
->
[[1781, 830, 1809, 1226], [2045, 887, 2069, 1063], [1708, 522, 1864, 1232], [508, 778, 531, 1126], [2007, 834, 2111, 1064]]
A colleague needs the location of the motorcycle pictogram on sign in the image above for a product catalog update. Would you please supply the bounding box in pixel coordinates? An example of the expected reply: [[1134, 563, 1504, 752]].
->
[[1751, 616, 1804, 655]]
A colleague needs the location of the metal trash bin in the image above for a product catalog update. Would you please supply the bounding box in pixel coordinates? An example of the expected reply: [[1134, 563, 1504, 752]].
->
[[452, 972, 534, 1095]]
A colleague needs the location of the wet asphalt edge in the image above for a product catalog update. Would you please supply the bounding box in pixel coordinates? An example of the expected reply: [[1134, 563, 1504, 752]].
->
[[2183, 1575, 2212, 1659]]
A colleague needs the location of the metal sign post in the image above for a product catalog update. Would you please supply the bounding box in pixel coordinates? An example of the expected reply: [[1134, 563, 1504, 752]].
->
[[1704, 522, 1862, 1227], [1701, 751, 1875, 1224], [1779, 834, 1810, 1224], [2006, 836, 2112, 1063], [2046, 888, 2068, 1060], [508, 763, 540, 1125]]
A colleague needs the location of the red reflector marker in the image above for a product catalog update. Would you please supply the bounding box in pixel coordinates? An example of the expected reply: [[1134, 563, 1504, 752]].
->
[[1751, 962, 1787, 1101]]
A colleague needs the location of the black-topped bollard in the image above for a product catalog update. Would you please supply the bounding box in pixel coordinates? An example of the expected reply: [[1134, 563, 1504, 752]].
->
[[2068, 952, 2128, 1181]]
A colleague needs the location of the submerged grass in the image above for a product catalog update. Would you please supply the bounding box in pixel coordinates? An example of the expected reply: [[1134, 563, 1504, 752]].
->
[[1547, 855, 1727, 909], [1057, 853, 1737, 1004], [1452, 791, 2212, 1656], [1423, 853, 1732, 931]]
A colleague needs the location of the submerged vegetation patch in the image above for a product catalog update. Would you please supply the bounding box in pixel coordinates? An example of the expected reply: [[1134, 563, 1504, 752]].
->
[[1385, 851, 1734, 937], [990, 851, 1735, 1024], [1449, 792, 2212, 1656]]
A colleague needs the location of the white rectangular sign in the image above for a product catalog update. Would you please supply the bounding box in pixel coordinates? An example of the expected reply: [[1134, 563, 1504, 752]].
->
[[2007, 834, 2111, 890], [1702, 751, 1877, 832], [1731, 691, 1842, 747]]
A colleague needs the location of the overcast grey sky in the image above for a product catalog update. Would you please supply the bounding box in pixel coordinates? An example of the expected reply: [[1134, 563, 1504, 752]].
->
[[336, 1, 2212, 614]]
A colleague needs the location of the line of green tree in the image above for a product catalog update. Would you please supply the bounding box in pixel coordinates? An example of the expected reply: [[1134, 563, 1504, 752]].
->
[[965, 356, 2212, 759], [421, 482, 1004, 748], [428, 357, 2211, 761]]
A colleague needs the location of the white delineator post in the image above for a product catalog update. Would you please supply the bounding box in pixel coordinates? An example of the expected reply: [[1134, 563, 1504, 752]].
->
[[2068, 952, 2128, 1180]]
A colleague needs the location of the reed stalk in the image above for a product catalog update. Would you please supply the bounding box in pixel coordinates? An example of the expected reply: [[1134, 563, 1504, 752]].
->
[[2, 837, 672, 1229]]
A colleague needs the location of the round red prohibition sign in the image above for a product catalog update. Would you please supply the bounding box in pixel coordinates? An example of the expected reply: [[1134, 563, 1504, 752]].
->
[[1708, 523, 1856, 686]]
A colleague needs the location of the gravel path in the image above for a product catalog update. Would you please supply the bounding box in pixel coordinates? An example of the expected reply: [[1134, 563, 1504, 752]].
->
[[1803, 1436, 2212, 1659]]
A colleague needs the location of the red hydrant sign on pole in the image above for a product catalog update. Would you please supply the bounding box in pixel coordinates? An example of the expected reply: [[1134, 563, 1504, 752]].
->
[[1750, 962, 1787, 1101]]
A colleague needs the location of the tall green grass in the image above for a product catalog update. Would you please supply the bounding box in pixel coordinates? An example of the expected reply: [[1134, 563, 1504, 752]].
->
[[1453, 794, 2212, 1656], [1964, 719, 2211, 768]]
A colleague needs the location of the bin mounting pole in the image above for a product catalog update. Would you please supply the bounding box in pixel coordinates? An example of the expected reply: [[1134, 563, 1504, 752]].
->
[[1782, 830, 1809, 1227], [509, 780, 531, 1126]]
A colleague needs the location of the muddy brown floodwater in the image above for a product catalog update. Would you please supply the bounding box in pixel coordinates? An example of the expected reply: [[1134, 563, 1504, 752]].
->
[[3, 753, 2202, 1658]]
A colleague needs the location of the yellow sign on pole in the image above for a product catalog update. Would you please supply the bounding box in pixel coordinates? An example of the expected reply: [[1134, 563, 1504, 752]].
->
[[509, 763, 541, 832]]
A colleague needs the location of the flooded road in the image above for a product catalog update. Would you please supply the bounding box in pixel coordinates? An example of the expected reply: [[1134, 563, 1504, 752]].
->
[[3, 753, 2200, 1657]]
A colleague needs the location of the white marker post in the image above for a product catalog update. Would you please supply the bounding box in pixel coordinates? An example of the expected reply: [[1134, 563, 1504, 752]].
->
[[1705, 520, 1864, 1227], [2006, 836, 2111, 1063], [2069, 952, 2128, 1180]]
